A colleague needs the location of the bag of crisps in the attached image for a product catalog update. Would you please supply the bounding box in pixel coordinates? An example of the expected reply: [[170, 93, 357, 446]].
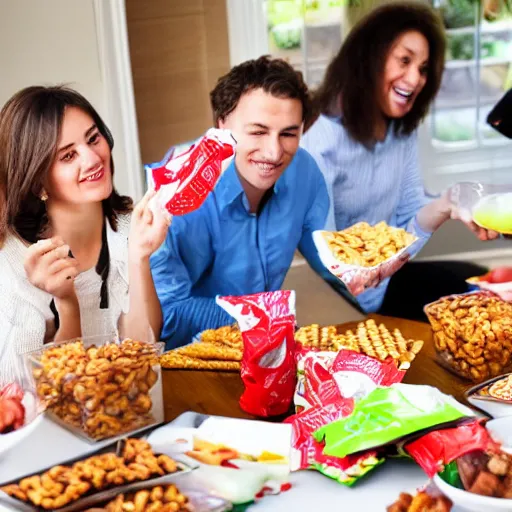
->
[[313, 384, 475, 458], [449, 181, 512, 235], [146, 128, 236, 215], [405, 419, 496, 478], [312, 221, 424, 295], [286, 402, 384, 486], [216, 291, 297, 417], [294, 349, 405, 412], [467, 267, 512, 302]]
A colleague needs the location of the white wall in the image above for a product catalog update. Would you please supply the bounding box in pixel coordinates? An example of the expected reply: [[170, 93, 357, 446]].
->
[[0, 0, 138, 197]]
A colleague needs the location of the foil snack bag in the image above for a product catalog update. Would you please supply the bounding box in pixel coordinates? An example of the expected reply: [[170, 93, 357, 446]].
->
[[146, 128, 236, 215], [312, 222, 423, 296], [216, 291, 297, 417]]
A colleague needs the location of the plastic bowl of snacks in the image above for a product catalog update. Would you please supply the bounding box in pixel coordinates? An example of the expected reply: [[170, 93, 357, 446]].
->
[[425, 291, 512, 383], [434, 474, 512, 512], [26, 335, 165, 442], [0, 383, 44, 458], [465, 373, 512, 418]]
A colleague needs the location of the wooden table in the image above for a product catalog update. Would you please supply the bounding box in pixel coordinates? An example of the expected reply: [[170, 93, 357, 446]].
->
[[161, 314, 473, 422]]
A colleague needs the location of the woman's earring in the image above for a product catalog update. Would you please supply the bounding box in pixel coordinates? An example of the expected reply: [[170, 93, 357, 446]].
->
[[40, 190, 48, 202]]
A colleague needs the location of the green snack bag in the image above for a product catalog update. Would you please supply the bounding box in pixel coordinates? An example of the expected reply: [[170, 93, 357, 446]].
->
[[313, 384, 474, 458]]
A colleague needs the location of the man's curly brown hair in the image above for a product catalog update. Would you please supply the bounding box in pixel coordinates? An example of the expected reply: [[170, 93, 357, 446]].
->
[[210, 55, 311, 126]]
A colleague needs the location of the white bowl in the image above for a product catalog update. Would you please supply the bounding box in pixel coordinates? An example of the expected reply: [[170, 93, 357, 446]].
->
[[0, 413, 43, 459], [465, 374, 512, 418], [467, 395, 512, 418], [434, 474, 512, 512], [486, 417, 512, 454]]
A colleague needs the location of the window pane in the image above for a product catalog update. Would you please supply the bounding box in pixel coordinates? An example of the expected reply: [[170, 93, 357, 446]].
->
[[266, 0, 304, 69]]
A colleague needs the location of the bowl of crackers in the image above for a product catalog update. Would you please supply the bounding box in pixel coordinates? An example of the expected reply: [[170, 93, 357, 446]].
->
[[425, 291, 512, 383]]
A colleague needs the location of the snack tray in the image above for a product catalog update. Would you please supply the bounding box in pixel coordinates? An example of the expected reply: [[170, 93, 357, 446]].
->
[[0, 437, 198, 512]]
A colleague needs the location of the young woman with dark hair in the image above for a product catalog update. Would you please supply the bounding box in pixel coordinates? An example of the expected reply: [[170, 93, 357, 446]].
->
[[302, 1, 498, 320], [0, 86, 170, 383]]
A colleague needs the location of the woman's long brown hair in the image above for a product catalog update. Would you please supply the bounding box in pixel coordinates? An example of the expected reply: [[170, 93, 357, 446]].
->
[[0, 85, 132, 246]]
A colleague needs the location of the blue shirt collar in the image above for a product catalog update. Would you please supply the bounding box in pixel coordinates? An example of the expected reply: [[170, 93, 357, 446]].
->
[[216, 158, 286, 212]]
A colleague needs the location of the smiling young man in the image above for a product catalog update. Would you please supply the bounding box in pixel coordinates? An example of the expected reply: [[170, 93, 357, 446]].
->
[[150, 56, 330, 348]]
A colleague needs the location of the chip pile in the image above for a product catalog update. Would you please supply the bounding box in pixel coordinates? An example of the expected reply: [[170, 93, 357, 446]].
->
[[295, 319, 423, 370], [323, 221, 417, 267]]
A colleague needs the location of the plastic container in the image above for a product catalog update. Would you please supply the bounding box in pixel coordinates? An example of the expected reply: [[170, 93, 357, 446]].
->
[[449, 182, 512, 234], [425, 291, 512, 383], [26, 335, 164, 442]]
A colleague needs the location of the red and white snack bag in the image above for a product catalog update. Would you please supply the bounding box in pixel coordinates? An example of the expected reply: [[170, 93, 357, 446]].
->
[[295, 348, 406, 412], [467, 267, 512, 302], [286, 402, 384, 486], [147, 128, 236, 215], [405, 419, 496, 478], [216, 291, 297, 417]]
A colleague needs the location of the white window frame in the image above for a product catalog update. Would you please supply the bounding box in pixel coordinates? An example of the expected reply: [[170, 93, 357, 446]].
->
[[226, 0, 512, 195]]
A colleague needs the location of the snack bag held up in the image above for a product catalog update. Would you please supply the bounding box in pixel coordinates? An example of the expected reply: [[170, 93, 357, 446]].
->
[[146, 128, 236, 215], [313, 221, 422, 295], [217, 291, 296, 417]]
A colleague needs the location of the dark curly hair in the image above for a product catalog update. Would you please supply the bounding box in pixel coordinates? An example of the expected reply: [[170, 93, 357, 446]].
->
[[210, 55, 312, 126], [310, 1, 446, 146], [0, 85, 132, 245]]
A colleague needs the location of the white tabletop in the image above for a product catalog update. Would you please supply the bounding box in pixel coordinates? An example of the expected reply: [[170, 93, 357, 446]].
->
[[0, 414, 467, 511]]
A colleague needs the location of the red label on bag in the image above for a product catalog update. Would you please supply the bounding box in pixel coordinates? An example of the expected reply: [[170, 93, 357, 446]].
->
[[149, 129, 235, 215], [217, 291, 297, 417]]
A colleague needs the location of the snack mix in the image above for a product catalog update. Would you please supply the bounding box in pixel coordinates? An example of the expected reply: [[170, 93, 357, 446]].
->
[[1, 439, 178, 509], [323, 221, 417, 267], [295, 319, 423, 370], [160, 324, 242, 371], [387, 491, 452, 512], [32, 339, 161, 440], [457, 450, 512, 499], [425, 292, 512, 382], [103, 484, 190, 512]]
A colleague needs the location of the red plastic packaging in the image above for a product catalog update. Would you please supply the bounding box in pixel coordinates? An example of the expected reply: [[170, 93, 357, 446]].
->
[[295, 349, 405, 412], [405, 420, 497, 478], [286, 402, 383, 485], [216, 291, 297, 417], [148, 128, 235, 215]]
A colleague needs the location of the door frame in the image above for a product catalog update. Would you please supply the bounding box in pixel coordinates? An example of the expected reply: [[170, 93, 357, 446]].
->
[[93, 0, 144, 200]]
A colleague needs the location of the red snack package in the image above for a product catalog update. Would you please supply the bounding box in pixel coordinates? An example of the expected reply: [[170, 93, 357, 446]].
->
[[286, 402, 383, 485], [147, 128, 236, 215], [295, 349, 405, 412], [405, 419, 497, 478], [216, 291, 297, 417], [0, 383, 26, 433]]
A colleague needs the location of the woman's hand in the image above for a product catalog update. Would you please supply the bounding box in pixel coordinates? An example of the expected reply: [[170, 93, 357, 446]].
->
[[449, 205, 500, 241], [23, 237, 79, 299], [129, 189, 172, 263]]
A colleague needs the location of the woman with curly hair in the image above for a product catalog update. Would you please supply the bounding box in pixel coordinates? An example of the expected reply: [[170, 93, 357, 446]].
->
[[302, 1, 497, 320]]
